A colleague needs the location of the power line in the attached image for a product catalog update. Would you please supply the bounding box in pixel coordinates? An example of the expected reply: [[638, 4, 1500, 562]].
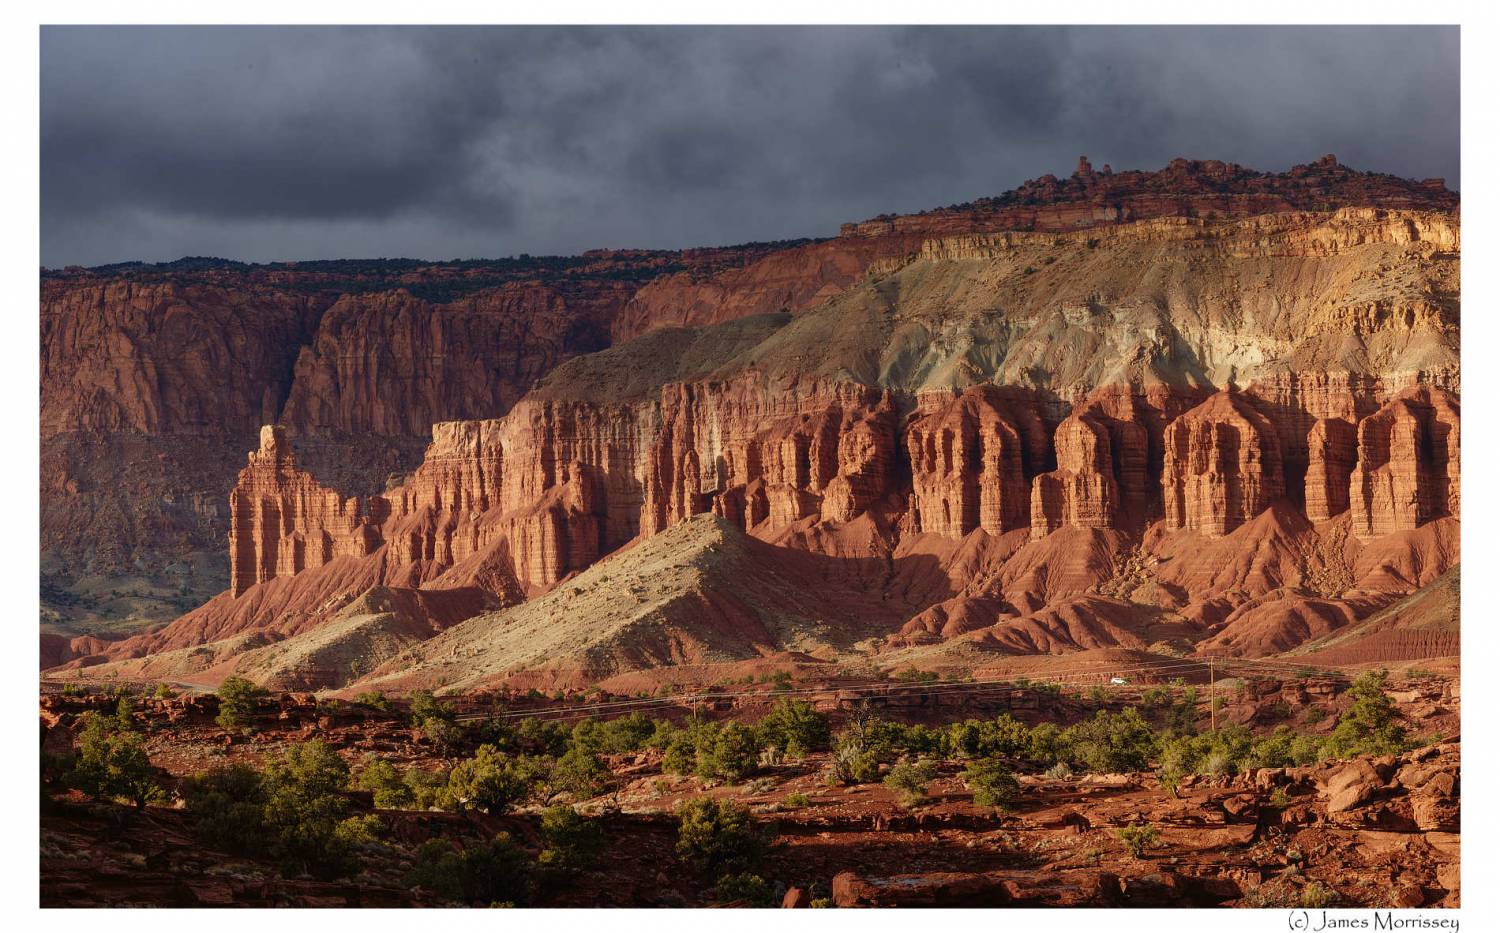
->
[[451, 653, 1352, 724]]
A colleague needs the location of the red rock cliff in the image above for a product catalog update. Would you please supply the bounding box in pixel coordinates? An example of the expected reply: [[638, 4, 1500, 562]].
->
[[906, 386, 1048, 538], [1350, 386, 1460, 540], [1161, 391, 1286, 537]]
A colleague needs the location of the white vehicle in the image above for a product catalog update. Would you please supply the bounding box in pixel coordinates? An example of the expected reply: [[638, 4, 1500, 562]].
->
[[1109, 676, 1128, 685]]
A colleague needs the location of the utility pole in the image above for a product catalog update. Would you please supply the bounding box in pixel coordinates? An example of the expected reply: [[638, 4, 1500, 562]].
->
[[1209, 655, 1216, 732]]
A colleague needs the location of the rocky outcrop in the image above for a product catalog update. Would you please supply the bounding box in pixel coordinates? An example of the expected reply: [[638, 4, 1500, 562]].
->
[[1162, 391, 1286, 536], [1350, 386, 1460, 539], [1030, 396, 1150, 538], [229, 425, 377, 595], [642, 377, 900, 537], [41, 158, 1460, 615], [1305, 417, 1358, 522], [906, 386, 1049, 537], [38, 249, 779, 611], [838, 154, 1458, 240], [279, 284, 625, 437], [206, 371, 1460, 665], [40, 279, 326, 438], [229, 417, 604, 601], [613, 233, 928, 341], [44, 156, 1463, 675]]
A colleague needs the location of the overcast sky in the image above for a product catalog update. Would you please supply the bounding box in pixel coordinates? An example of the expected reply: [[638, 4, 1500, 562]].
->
[[40, 25, 1459, 268]]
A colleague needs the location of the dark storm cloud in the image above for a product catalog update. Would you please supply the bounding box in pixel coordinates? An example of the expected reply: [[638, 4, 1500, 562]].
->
[[40, 25, 1459, 267]]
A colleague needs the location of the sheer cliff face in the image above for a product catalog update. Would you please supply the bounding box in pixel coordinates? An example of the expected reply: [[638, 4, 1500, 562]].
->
[[278, 284, 627, 437], [228, 417, 605, 601], [1349, 386, 1460, 540], [40, 279, 327, 437]]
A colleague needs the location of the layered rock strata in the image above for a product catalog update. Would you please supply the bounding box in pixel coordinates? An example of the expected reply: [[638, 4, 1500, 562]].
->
[[45, 157, 1463, 671], [1350, 386, 1460, 539], [229, 425, 377, 595], [1305, 417, 1358, 523], [1162, 391, 1286, 536], [1030, 397, 1150, 538], [228, 421, 602, 600], [906, 386, 1049, 538]]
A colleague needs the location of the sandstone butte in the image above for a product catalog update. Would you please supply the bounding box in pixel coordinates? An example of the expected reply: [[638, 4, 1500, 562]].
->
[[39, 155, 1460, 687]]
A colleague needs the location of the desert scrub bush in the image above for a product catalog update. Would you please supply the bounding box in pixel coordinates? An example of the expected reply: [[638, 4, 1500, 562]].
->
[[698, 721, 760, 782], [782, 792, 811, 808], [1245, 726, 1324, 769], [183, 763, 270, 853], [354, 759, 413, 809], [67, 711, 163, 808], [114, 696, 136, 731], [662, 730, 700, 776], [571, 712, 657, 755], [215, 676, 268, 731], [893, 667, 939, 683], [675, 797, 771, 876], [864, 719, 947, 758], [511, 716, 572, 757], [758, 745, 785, 769], [408, 690, 465, 749], [408, 689, 452, 724], [152, 682, 176, 699], [883, 758, 936, 807], [1301, 881, 1339, 908], [185, 740, 375, 880], [645, 718, 682, 751], [945, 719, 986, 759], [407, 834, 534, 906], [536, 805, 605, 875], [403, 767, 451, 810], [1322, 669, 1413, 758], [1044, 761, 1073, 781], [962, 757, 1021, 810], [1064, 707, 1157, 774], [1026, 723, 1072, 767], [715, 872, 775, 906], [1112, 822, 1159, 859], [446, 744, 548, 813], [757, 698, 831, 757], [352, 691, 395, 713], [550, 745, 610, 799], [1156, 732, 1214, 794], [825, 727, 881, 785], [743, 776, 777, 796], [1239, 879, 1301, 908], [260, 740, 376, 878], [946, 714, 1031, 760]]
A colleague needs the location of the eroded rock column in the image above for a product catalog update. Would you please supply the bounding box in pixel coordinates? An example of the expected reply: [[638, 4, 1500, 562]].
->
[[1161, 390, 1285, 536]]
